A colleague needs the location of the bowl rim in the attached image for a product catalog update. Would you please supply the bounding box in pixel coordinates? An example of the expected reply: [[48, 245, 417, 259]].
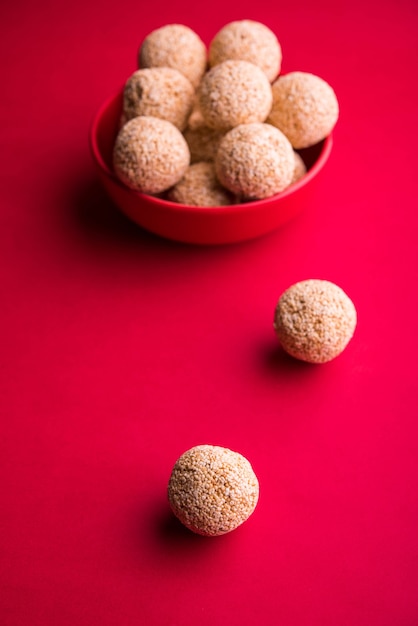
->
[[89, 89, 333, 215]]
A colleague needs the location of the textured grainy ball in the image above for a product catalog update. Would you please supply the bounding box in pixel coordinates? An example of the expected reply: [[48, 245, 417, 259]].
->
[[267, 72, 339, 149], [118, 111, 128, 130], [123, 67, 195, 131], [183, 105, 226, 163], [186, 100, 206, 131], [209, 19, 282, 82], [183, 124, 225, 163], [291, 151, 307, 184], [113, 116, 190, 194], [273, 279, 357, 363], [167, 162, 234, 206], [198, 60, 273, 131], [138, 24, 207, 89], [215, 123, 294, 199], [168, 445, 259, 536]]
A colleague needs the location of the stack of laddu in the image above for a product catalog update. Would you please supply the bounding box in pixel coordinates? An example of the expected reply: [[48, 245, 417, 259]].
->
[[112, 20, 339, 206]]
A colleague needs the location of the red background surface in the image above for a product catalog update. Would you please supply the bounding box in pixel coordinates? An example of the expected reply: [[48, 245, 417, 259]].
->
[[1, 1, 418, 625]]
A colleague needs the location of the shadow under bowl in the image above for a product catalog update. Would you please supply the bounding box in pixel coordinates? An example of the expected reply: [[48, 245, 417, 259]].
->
[[89, 90, 333, 245]]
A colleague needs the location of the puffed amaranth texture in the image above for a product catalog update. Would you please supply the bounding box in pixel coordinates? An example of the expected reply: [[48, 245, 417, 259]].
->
[[123, 67, 195, 131], [215, 123, 295, 199], [113, 116, 190, 194], [273, 279, 357, 363], [183, 102, 226, 163], [168, 445, 259, 536], [167, 162, 234, 206], [290, 151, 307, 184], [198, 60, 273, 131], [138, 24, 207, 89], [209, 19, 282, 82], [183, 123, 226, 163], [267, 72, 339, 149]]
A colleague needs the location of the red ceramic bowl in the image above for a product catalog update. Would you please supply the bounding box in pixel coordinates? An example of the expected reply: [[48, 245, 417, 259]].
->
[[89, 90, 333, 245]]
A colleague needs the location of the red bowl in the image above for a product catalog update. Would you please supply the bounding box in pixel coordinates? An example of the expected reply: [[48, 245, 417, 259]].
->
[[89, 90, 333, 245]]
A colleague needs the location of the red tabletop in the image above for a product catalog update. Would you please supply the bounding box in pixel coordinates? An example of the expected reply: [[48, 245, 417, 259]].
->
[[1, 1, 418, 625]]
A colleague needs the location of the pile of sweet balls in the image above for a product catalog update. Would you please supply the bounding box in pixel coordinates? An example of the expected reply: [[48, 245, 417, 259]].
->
[[113, 20, 339, 206], [112, 22, 354, 537]]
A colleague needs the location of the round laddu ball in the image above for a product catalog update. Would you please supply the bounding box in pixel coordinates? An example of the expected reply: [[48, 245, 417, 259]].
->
[[113, 116, 190, 194], [138, 24, 207, 89], [186, 100, 206, 132], [118, 111, 128, 130], [290, 151, 307, 184], [168, 445, 259, 536], [123, 67, 195, 131], [273, 279, 357, 363], [183, 102, 226, 163], [267, 71, 339, 149], [183, 124, 225, 164], [198, 60, 273, 131], [215, 123, 294, 199], [167, 162, 234, 207], [209, 19, 282, 82], [183, 108, 226, 163]]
